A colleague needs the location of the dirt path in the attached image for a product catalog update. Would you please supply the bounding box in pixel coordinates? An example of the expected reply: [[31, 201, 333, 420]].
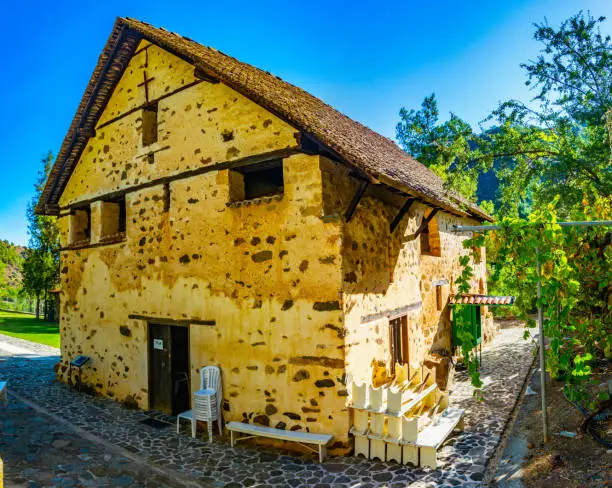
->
[[494, 355, 611, 487]]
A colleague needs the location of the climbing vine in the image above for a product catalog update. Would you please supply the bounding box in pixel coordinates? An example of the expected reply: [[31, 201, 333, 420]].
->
[[453, 233, 486, 397], [456, 194, 611, 407]]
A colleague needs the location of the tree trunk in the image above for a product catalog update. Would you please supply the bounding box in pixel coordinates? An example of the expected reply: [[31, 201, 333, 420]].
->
[[43, 290, 48, 321], [35, 294, 40, 319]]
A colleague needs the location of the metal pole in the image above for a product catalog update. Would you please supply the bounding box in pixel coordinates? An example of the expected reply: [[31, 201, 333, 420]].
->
[[536, 246, 549, 443], [452, 220, 612, 233]]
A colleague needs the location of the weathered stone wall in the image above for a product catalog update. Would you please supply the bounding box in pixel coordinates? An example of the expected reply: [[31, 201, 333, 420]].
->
[[58, 155, 350, 444], [59, 41, 298, 207], [56, 41, 350, 446], [319, 159, 489, 384], [55, 38, 492, 451]]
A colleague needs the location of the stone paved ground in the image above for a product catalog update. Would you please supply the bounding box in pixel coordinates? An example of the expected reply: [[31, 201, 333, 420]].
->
[[0, 337, 185, 487], [0, 324, 535, 487]]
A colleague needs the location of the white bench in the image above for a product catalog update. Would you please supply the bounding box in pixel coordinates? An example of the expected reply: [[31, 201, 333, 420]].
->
[[0, 381, 7, 407], [227, 421, 333, 462], [414, 407, 465, 468]]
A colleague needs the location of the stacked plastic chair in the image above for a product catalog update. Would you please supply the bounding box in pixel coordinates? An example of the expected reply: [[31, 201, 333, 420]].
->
[[193, 365, 223, 442]]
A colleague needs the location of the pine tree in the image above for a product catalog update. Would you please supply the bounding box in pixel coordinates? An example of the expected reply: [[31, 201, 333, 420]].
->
[[21, 151, 59, 319]]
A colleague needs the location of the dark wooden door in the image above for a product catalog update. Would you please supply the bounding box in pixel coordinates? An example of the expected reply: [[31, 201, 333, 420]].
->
[[149, 324, 173, 413]]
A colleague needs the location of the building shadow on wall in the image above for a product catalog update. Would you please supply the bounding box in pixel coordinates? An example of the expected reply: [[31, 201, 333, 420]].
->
[[341, 191, 456, 364]]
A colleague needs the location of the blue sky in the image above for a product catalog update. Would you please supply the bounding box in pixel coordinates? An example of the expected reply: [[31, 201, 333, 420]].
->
[[1, 0, 610, 245]]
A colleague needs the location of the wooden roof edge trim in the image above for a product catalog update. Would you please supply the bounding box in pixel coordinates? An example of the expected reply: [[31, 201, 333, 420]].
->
[[450, 294, 516, 305], [36, 19, 141, 215]]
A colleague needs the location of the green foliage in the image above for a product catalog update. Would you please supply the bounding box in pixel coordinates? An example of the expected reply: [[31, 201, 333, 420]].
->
[[479, 11, 612, 217], [396, 12, 612, 219], [396, 94, 480, 200], [486, 195, 610, 406], [453, 234, 486, 396], [454, 195, 610, 407], [0, 310, 59, 348], [397, 12, 612, 409], [21, 151, 60, 317], [0, 240, 23, 295], [0, 240, 21, 267]]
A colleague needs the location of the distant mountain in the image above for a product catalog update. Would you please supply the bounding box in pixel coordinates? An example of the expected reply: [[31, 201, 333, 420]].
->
[[472, 128, 505, 207], [0, 241, 24, 288], [477, 168, 500, 204]]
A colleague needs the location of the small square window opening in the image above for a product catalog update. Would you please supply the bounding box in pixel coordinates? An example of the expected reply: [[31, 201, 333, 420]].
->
[[420, 213, 441, 257], [100, 196, 126, 240], [142, 103, 158, 146], [70, 207, 91, 245], [230, 159, 284, 201]]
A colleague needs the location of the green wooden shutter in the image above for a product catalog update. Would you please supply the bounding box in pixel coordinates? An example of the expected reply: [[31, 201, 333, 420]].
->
[[452, 306, 482, 347]]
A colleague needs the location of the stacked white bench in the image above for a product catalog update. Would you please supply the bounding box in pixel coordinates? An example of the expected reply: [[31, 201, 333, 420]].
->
[[348, 364, 464, 468], [226, 422, 333, 463]]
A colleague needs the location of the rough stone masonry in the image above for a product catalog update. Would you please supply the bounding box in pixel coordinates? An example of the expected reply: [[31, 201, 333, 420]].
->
[[43, 25, 492, 455]]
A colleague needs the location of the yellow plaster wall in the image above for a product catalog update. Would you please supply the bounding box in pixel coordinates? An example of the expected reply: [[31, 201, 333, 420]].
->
[[319, 160, 490, 385], [56, 42, 351, 447], [59, 41, 298, 207], [58, 149, 350, 444]]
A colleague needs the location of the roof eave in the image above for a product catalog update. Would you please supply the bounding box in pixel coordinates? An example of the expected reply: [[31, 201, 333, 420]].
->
[[36, 18, 142, 215]]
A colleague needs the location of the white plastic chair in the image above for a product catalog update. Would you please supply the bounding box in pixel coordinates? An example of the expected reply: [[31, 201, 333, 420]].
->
[[193, 366, 223, 442], [176, 366, 223, 441]]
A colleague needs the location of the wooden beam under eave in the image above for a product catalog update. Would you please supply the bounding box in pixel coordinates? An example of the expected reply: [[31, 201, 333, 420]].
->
[[58, 147, 300, 214], [128, 313, 215, 326], [345, 180, 369, 222], [390, 198, 416, 233], [44, 203, 60, 216], [414, 208, 440, 238], [193, 65, 219, 83]]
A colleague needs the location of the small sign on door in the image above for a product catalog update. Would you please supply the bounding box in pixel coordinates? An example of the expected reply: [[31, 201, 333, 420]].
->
[[153, 339, 164, 350]]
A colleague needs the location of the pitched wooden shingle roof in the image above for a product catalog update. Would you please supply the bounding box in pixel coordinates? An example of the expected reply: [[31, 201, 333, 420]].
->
[[37, 17, 493, 222]]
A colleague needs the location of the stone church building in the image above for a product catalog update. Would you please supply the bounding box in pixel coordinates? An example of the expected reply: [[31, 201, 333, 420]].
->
[[37, 17, 493, 452]]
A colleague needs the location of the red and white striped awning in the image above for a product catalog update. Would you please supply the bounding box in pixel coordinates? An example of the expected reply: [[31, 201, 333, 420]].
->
[[450, 295, 515, 306]]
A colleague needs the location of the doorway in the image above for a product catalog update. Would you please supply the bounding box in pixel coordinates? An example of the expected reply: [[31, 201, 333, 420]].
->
[[148, 324, 190, 415]]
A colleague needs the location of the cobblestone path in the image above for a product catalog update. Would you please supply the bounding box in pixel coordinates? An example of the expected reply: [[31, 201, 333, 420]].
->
[[0, 325, 534, 487]]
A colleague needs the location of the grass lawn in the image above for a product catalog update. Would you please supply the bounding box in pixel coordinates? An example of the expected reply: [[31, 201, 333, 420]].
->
[[0, 310, 60, 348]]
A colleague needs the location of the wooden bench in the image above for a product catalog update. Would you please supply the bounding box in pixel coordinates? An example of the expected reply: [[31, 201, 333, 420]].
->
[[227, 421, 333, 462], [0, 381, 7, 407]]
